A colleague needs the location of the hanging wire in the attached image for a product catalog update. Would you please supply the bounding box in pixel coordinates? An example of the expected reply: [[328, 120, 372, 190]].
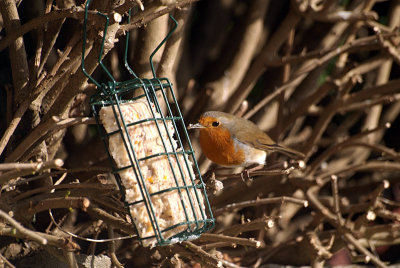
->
[[48, 209, 137, 243]]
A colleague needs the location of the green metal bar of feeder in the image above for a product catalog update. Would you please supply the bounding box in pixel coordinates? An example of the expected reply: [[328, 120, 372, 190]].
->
[[127, 184, 202, 207], [139, 79, 193, 235], [124, 9, 138, 78], [94, 81, 162, 243], [148, 78, 202, 230], [158, 77, 215, 229], [96, 16, 116, 84], [107, 85, 165, 244], [82, 0, 101, 88], [82, 0, 116, 87], [149, 15, 178, 78], [154, 78, 206, 228], [103, 116, 182, 138]]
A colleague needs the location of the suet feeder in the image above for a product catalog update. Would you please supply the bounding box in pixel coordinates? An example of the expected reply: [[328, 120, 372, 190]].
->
[[81, 0, 214, 247]]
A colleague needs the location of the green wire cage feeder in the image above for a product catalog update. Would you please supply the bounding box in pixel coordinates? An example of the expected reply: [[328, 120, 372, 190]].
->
[[81, 1, 214, 247]]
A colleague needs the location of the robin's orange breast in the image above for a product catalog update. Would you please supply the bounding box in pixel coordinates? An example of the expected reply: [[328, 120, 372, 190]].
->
[[199, 127, 245, 167]]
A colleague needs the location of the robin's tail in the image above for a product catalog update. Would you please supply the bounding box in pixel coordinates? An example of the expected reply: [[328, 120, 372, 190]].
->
[[268, 144, 305, 159]]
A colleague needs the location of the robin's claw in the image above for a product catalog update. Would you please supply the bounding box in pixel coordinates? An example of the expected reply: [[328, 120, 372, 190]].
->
[[241, 169, 253, 183]]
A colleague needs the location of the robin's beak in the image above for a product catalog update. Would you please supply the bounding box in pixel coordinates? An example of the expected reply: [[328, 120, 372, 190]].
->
[[187, 123, 205, 130]]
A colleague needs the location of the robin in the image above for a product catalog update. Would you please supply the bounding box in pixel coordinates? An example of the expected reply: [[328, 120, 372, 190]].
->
[[188, 111, 304, 167]]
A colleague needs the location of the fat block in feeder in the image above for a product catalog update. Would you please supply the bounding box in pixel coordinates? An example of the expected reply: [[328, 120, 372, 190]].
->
[[100, 100, 206, 247]]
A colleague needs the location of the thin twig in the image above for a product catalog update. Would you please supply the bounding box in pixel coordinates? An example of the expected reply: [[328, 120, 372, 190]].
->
[[0, 159, 64, 185], [107, 225, 124, 268], [24, 197, 90, 216], [5, 117, 95, 163], [221, 216, 276, 236], [331, 175, 344, 226], [0, 99, 30, 157], [307, 123, 390, 175], [214, 196, 308, 216], [13, 182, 114, 202], [197, 233, 261, 248], [342, 232, 388, 268], [0, 209, 47, 245], [179, 241, 223, 268], [0, 253, 15, 268], [86, 206, 137, 235], [317, 161, 400, 181]]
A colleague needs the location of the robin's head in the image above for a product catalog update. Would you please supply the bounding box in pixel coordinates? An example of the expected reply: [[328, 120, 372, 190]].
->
[[188, 111, 237, 132]]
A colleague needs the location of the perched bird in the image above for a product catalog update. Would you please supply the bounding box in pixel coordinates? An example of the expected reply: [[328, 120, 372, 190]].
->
[[188, 111, 304, 167]]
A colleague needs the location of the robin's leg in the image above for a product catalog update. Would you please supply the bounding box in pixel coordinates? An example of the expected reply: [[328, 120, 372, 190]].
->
[[241, 164, 264, 182], [203, 167, 233, 181]]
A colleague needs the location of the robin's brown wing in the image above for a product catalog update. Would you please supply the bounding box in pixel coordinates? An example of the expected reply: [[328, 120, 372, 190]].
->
[[233, 123, 305, 159]]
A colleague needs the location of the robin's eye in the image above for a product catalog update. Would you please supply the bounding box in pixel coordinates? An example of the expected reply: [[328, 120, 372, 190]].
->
[[212, 121, 220, 127]]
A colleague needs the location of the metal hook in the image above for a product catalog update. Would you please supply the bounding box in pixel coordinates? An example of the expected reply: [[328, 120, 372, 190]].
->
[[81, 0, 116, 88], [124, 9, 139, 79], [149, 15, 178, 78]]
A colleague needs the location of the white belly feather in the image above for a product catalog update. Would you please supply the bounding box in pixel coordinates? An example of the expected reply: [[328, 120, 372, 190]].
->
[[234, 139, 267, 166]]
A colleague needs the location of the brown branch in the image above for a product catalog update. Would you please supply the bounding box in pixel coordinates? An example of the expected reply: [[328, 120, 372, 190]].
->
[[342, 232, 388, 268], [0, 253, 15, 268], [297, 9, 378, 23], [318, 161, 400, 181], [0, 159, 64, 185], [0, 46, 92, 158], [354, 180, 390, 230], [200, 0, 269, 111], [338, 94, 400, 113], [344, 79, 400, 105], [0, 36, 87, 157], [13, 183, 114, 202], [0, 0, 164, 53], [376, 30, 400, 65], [306, 123, 391, 175], [131, 8, 169, 79], [244, 34, 393, 121], [0, 209, 47, 245], [215, 168, 290, 180], [31, 22, 43, 81], [0, 0, 30, 104], [221, 216, 276, 236], [375, 208, 400, 222], [302, 91, 344, 159], [331, 175, 344, 226], [333, 55, 390, 87], [107, 225, 124, 268], [214, 196, 308, 216], [197, 233, 261, 248], [5, 117, 95, 162], [86, 206, 137, 235], [268, 33, 393, 67], [0, 226, 80, 250], [334, 0, 376, 72], [119, 0, 199, 33], [0, 8, 116, 53], [22, 197, 91, 217], [225, 8, 301, 113], [307, 232, 333, 267], [64, 251, 78, 268], [36, 0, 64, 77], [41, 10, 119, 121], [306, 186, 388, 268], [179, 241, 223, 268]]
